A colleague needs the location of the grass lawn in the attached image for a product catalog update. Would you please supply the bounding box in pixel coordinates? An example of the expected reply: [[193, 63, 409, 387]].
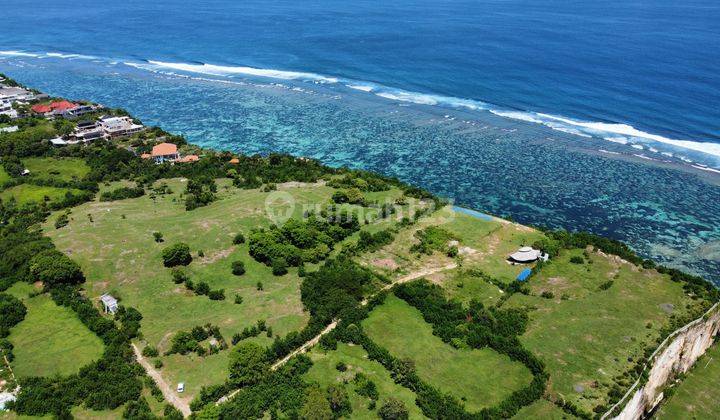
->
[[510, 399, 577, 419], [304, 343, 426, 419], [0, 166, 10, 184], [504, 248, 701, 413], [357, 206, 546, 284], [440, 269, 506, 307], [5, 283, 104, 379], [656, 343, 720, 419], [22, 157, 90, 182], [0, 184, 82, 205], [363, 294, 533, 412], [44, 179, 404, 400]]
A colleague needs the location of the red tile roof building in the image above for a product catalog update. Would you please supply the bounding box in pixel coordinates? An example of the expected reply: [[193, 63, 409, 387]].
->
[[31, 100, 78, 115], [151, 143, 179, 163], [176, 154, 199, 163]]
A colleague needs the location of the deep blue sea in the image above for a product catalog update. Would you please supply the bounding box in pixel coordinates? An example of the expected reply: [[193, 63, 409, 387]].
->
[[2, 0, 720, 281]]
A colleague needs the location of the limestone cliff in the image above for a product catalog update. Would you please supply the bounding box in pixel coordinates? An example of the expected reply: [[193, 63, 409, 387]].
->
[[607, 302, 720, 420]]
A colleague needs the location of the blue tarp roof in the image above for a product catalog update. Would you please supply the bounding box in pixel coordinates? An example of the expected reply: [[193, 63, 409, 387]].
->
[[516, 268, 532, 282], [452, 206, 493, 221]]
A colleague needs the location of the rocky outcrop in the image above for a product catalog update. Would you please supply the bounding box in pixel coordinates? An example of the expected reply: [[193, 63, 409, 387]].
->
[[606, 302, 720, 420]]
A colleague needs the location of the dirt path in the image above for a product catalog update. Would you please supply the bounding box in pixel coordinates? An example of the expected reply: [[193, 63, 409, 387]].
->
[[132, 343, 191, 418], [215, 262, 458, 406]]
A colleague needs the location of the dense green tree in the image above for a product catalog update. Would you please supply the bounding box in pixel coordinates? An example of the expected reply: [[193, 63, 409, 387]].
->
[[301, 386, 333, 420], [228, 342, 269, 387], [161, 243, 192, 267], [0, 293, 26, 329], [29, 249, 84, 287]]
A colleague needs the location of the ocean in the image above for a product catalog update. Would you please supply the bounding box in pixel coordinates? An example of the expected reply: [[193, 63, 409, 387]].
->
[[1, 0, 719, 282]]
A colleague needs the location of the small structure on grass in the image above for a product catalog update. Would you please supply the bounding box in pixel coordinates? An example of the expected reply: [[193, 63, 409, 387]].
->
[[508, 246, 548, 264], [100, 293, 119, 314]]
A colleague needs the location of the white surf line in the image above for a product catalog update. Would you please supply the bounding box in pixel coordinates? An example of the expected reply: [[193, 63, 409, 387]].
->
[[216, 262, 458, 406]]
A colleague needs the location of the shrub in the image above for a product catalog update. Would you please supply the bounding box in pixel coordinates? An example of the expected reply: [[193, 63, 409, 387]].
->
[[327, 385, 352, 417], [54, 213, 69, 229], [195, 281, 210, 296], [540, 291, 554, 299], [272, 258, 288, 276], [569, 256, 584, 264], [335, 361, 347, 372], [142, 345, 159, 358], [256, 282, 263, 291], [233, 232, 245, 245], [208, 289, 225, 300], [171, 268, 188, 284], [161, 243, 192, 267], [153, 231, 164, 243], [234, 295, 243, 305], [231, 260, 246, 276], [599, 280, 614, 291], [378, 398, 408, 420], [154, 359, 163, 369], [353, 373, 379, 400], [99, 186, 144, 201]]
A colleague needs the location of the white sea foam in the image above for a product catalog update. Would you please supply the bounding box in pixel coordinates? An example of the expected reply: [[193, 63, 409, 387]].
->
[[346, 84, 374, 92], [141, 60, 339, 83], [0, 50, 39, 57], [692, 165, 720, 174], [46, 52, 98, 60], [606, 137, 629, 145]]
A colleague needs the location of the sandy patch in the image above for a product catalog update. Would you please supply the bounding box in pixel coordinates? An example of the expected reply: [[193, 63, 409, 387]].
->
[[372, 258, 399, 271], [198, 246, 236, 265]]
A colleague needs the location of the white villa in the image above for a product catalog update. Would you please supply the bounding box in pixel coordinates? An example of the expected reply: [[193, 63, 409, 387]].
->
[[99, 116, 145, 138], [100, 293, 119, 314]]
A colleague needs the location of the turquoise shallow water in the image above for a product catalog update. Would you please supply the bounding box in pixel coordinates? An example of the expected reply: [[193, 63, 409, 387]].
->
[[1, 57, 719, 283]]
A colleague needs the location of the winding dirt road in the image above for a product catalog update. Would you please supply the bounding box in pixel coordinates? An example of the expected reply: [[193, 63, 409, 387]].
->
[[132, 343, 191, 418]]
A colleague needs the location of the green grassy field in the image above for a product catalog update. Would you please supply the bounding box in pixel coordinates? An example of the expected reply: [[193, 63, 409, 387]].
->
[[0, 166, 10, 185], [304, 343, 426, 419], [510, 399, 577, 419], [503, 248, 700, 413], [22, 157, 90, 182], [441, 269, 505, 306], [363, 294, 533, 412], [0, 184, 82, 205], [656, 343, 720, 419], [5, 282, 104, 379], [357, 207, 546, 284], [43, 178, 404, 400]]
